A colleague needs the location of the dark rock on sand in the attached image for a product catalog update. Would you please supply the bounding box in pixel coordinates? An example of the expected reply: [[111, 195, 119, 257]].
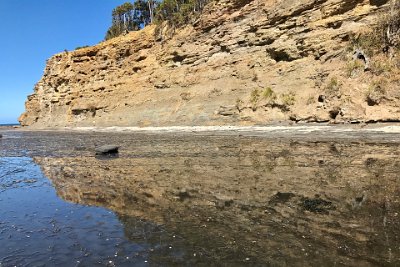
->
[[178, 188, 191, 201], [302, 196, 334, 213], [95, 145, 119, 155], [269, 192, 296, 204]]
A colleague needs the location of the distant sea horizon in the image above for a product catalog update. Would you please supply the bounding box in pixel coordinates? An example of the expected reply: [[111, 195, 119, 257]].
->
[[0, 123, 20, 126]]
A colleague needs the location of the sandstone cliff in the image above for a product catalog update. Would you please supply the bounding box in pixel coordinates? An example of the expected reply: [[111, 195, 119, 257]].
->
[[19, 0, 396, 127]]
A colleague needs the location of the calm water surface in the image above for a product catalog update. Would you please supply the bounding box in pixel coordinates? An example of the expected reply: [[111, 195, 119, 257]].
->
[[0, 129, 399, 266]]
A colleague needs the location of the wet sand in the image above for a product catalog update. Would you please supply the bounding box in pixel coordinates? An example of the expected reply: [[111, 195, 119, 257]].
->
[[8, 123, 400, 140]]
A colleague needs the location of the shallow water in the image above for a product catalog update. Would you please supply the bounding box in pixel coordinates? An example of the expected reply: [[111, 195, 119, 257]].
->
[[0, 130, 399, 266], [0, 157, 151, 266]]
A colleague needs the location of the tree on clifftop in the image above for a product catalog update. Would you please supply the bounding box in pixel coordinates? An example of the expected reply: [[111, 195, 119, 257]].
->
[[105, 2, 151, 40], [154, 0, 209, 28], [105, 0, 210, 40]]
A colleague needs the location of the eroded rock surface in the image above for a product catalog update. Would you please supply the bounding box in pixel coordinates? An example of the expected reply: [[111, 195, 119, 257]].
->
[[20, 0, 397, 127]]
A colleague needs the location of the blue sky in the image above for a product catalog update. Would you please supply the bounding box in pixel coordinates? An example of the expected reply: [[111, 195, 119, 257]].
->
[[0, 0, 127, 124]]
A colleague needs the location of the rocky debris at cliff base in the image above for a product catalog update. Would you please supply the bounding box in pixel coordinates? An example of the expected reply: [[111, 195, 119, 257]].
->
[[95, 145, 119, 156]]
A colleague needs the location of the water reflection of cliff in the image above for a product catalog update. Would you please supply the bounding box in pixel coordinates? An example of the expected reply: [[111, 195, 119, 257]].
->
[[34, 137, 400, 266]]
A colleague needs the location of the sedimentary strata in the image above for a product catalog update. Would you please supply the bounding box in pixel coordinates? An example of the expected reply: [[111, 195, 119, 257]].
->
[[20, 0, 397, 127]]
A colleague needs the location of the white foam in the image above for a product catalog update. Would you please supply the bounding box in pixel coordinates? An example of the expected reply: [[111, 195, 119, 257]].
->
[[363, 126, 400, 133], [61, 125, 400, 134], [64, 125, 342, 133]]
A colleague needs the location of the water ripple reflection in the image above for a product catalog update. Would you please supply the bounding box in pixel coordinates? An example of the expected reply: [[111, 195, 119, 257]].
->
[[0, 131, 399, 266], [0, 157, 149, 266]]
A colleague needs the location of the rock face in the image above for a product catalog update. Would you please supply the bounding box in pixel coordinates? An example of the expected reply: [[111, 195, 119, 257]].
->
[[19, 0, 396, 127]]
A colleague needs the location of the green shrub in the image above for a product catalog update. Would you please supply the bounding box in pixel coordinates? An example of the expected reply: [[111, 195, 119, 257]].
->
[[370, 59, 393, 76], [350, 1, 400, 55], [325, 77, 341, 96], [349, 32, 380, 56], [281, 91, 296, 107], [250, 87, 295, 111], [346, 60, 365, 78], [365, 79, 387, 106], [155, 0, 209, 28], [377, 0, 400, 52], [262, 87, 277, 103]]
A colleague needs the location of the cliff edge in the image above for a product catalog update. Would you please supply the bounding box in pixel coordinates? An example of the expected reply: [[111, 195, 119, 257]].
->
[[20, 0, 396, 127]]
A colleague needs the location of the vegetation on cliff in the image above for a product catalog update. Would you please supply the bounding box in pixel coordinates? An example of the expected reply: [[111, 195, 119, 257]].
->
[[105, 1, 150, 40], [352, 0, 400, 55], [379, 0, 400, 53], [155, 0, 208, 26], [345, 0, 400, 108], [105, 0, 209, 40]]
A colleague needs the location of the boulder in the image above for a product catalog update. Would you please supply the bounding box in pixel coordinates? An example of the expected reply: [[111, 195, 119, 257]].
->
[[217, 105, 238, 116], [95, 145, 119, 155], [352, 49, 370, 70]]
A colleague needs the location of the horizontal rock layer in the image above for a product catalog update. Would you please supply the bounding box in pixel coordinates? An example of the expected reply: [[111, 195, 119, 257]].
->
[[19, 0, 396, 127]]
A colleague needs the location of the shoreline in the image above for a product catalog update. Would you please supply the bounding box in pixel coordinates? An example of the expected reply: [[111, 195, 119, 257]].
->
[[0, 125, 20, 130], [6, 123, 400, 133], [2, 124, 400, 141]]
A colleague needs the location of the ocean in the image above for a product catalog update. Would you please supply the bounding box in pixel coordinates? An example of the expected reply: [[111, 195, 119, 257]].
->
[[0, 123, 20, 127]]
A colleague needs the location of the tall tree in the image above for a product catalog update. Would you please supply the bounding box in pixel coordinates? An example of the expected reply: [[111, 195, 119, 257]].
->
[[105, 0, 210, 40], [105, 2, 141, 40]]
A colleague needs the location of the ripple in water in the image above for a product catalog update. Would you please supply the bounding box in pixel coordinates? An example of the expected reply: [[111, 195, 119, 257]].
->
[[0, 157, 150, 266], [0, 131, 400, 266]]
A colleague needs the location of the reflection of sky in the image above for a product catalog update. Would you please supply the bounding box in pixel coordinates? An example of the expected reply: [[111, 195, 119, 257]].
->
[[0, 157, 149, 266]]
